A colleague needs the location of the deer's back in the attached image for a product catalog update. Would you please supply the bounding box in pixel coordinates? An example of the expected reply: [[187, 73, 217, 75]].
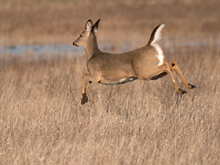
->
[[87, 45, 159, 79]]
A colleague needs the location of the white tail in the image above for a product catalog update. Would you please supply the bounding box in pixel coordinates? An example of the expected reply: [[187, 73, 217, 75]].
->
[[147, 24, 165, 66], [147, 24, 165, 45], [73, 20, 196, 105]]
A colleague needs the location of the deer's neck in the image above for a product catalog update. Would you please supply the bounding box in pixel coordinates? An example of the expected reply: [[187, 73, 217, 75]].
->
[[85, 37, 101, 60]]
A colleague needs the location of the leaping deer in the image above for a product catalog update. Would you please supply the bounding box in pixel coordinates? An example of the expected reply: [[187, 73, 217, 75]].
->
[[73, 19, 196, 105]]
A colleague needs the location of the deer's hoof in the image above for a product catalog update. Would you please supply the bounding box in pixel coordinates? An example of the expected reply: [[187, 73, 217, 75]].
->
[[81, 93, 88, 105], [188, 83, 197, 89], [179, 88, 187, 94]]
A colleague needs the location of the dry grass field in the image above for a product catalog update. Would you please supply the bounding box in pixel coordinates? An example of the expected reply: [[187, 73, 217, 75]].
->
[[0, 0, 220, 165]]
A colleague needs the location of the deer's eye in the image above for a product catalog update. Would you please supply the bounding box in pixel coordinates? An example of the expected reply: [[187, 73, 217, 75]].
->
[[80, 34, 83, 38]]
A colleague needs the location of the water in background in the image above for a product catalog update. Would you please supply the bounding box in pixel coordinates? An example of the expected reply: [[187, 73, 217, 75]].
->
[[0, 43, 132, 56], [0, 40, 215, 62]]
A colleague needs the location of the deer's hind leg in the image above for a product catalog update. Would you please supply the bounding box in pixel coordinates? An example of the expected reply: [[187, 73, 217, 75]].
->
[[140, 62, 186, 94], [144, 62, 187, 94], [170, 61, 196, 89], [162, 62, 187, 94]]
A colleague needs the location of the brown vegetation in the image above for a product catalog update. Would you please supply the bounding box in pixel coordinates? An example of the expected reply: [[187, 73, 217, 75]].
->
[[0, 0, 220, 164], [0, 0, 220, 45], [1, 47, 219, 164]]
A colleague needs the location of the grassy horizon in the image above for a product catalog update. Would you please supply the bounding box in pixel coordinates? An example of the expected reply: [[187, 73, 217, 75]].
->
[[0, 0, 220, 45]]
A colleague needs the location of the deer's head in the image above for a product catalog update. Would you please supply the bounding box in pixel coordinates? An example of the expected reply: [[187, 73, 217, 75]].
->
[[73, 19, 100, 47]]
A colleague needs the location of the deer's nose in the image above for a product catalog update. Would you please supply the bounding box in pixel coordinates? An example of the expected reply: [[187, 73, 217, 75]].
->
[[73, 42, 78, 47]]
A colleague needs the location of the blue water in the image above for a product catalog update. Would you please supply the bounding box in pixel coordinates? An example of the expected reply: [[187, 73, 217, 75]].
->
[[0, 43, 132, 56], [0, 44, 84, 56], [0, 40, 216, 58]]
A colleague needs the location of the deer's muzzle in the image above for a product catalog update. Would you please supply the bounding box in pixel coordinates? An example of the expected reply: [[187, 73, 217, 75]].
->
[[73, 42, 79, 47]]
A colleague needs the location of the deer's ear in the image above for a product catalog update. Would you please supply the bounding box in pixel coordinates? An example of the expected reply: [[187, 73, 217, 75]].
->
[[85, 19, 93, 31], [93, 19, 100, 32]]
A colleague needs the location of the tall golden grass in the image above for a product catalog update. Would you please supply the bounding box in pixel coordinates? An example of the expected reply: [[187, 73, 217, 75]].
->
[[0, 0, 220, 164], [1, 45, 220, 164]]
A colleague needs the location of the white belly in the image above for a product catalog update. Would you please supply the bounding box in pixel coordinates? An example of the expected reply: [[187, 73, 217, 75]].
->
[[98, 77, 137, 85]]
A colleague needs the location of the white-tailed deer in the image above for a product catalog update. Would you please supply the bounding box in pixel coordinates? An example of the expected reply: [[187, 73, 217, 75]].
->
[[73, 19, 196, 105]]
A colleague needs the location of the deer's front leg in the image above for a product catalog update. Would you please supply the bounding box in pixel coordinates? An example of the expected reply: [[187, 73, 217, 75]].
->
[[81, 71, 101, 104], [81, 73, 92, 105], [81, 81, 91, 104]]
